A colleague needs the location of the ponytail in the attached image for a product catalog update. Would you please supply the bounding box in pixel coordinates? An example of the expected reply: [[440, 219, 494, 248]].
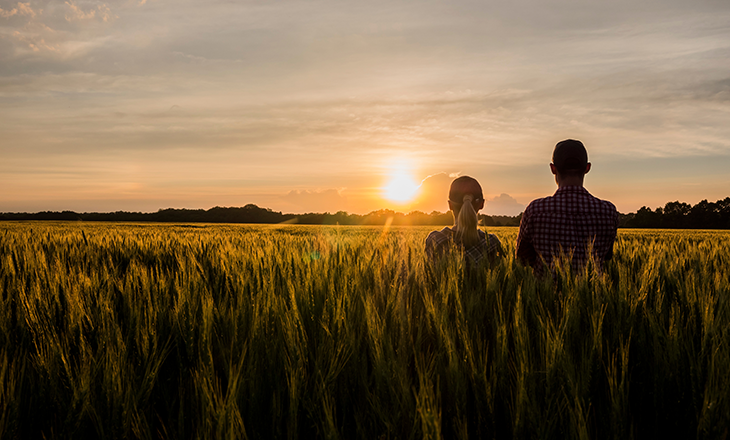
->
[[456, 194, 479, 247]]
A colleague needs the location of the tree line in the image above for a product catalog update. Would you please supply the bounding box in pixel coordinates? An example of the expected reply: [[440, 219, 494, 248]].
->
[[618, 198, 730, 229], [2, 197, 729, 228], [0, 204, 522, 226]]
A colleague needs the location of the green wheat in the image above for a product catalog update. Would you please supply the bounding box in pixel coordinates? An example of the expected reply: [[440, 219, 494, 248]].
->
[[0, 222, 728, 439]]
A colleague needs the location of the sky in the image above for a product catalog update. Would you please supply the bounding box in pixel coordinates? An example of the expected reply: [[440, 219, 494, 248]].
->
[[1, 0, 729, 216]]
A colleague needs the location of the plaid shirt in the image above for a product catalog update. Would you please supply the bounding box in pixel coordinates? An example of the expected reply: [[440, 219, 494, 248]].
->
[[516, 186, 618, 272], [426, 227, 503, 265]]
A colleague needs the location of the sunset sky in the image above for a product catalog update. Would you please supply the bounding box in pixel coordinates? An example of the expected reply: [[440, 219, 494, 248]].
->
[[2, 0, 729, 216]]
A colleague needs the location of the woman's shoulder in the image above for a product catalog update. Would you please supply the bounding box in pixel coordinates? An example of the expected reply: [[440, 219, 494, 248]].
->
[[426, 227, 455, 259], [477, 229, 500, 244], [426, 226, 454, 241], [485, 233, 503, 253]]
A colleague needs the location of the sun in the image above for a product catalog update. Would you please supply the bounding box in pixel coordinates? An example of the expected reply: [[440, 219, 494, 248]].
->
[[383, 173, 420, 203]]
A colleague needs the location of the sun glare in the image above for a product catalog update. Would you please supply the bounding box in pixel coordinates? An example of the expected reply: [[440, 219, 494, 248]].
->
[[384, 173, 420, 203]]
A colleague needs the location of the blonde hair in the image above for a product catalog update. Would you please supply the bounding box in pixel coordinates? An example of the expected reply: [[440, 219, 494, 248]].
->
[[449, 176, 482, 248], [456, 194, 479, 247]]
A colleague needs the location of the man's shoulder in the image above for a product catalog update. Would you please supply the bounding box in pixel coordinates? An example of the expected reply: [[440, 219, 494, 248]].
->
[[596, 197, 617, 212], [583, 190, 618, 216], [525, 196, 550, 208], [523, 194, 554, 214], [526, 187, 617, 214]]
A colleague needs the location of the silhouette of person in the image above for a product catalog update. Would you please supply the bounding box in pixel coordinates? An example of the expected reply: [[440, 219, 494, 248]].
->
[[426, 176, 503, 265], [516, 139, 619, 273]]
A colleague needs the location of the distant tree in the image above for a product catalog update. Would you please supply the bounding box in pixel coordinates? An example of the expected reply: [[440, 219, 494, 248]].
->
[[627, 206, 661, 228], [429, 211, 453, 225], [719, 197, 730, 228], [687, 199, 715, 229], [480, 215, 496, 226], [663, 201, 691, 228], [329, 211, 353, 225]]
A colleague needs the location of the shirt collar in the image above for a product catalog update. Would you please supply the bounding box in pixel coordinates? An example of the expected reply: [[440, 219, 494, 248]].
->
[[554, 185, 589, 195]]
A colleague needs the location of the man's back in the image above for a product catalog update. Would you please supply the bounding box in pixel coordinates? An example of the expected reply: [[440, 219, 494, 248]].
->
[[516, 185, 618, 271]]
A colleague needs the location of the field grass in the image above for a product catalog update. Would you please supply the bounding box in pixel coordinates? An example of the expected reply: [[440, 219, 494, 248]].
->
[[1, 222, 729, 439]]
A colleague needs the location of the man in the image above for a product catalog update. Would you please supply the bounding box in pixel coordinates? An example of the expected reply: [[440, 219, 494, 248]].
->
[[516, 139, 619, 273]]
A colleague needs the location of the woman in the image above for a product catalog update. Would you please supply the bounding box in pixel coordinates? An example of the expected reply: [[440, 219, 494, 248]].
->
[[425, 175, 503, 264]]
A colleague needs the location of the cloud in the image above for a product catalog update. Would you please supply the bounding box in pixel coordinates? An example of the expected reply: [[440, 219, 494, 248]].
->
[[280, 189, 347, 213], [407, 172, 452, 213], [97, 4, 112, 22], [8, 30, 57, 53], [0, 0, 119, 60], [484, 193, 524, 216], [64, 1, 97, 21], [0, 2, 37, 18], [1, 0, 730, 214]]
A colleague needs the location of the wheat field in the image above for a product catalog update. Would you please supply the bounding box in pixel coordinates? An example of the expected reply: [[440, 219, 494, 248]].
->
[[0, 222, 728, 439]]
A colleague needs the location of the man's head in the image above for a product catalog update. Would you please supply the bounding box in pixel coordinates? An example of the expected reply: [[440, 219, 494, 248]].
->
[[550, 139, 591, 186]]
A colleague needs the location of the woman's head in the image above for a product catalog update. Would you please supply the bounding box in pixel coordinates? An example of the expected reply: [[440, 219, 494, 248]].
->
[[448, 176, 484, 247], [449, 176, 483, 207]]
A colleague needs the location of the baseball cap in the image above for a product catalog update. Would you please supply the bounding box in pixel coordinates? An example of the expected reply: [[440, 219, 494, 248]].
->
[[552, 139, 588, 172]]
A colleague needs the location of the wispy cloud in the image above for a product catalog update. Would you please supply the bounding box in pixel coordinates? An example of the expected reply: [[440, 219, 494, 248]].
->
[[0, 2, 37, 18], [1, 0, 729, 213], [64, 1, 96, 21], [62, 1, 113, 22]]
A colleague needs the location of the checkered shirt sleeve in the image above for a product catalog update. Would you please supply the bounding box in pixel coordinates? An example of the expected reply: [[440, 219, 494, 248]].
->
[[516, 186, 618, 271]]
